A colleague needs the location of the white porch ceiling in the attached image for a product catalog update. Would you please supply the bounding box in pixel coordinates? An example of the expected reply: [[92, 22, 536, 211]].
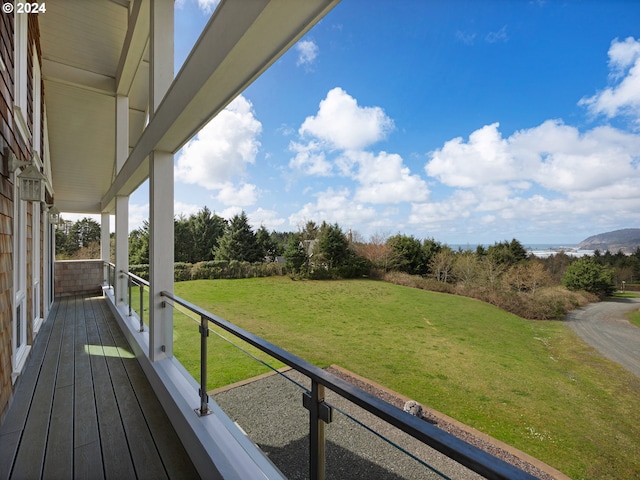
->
[[39, 0, 143, 213], [39, 0, 340, 215]]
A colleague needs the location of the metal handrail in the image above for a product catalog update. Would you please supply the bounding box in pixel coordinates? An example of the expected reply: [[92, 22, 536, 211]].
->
[[160, 289, 536, 480], [105, 262, 115, 290], [121, 270, 149, 332]]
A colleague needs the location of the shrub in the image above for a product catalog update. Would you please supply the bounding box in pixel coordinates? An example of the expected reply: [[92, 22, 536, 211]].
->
[[174, 262, 192, 282], [562, 257, 615, 297], [129, 264, 149, 280]]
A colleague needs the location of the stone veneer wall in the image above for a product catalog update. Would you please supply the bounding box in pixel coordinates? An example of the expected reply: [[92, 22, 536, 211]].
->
[[55, 260, 104, 297]]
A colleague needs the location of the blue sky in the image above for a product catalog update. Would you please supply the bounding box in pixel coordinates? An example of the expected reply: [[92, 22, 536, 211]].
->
[[79, 0, 640, 245]]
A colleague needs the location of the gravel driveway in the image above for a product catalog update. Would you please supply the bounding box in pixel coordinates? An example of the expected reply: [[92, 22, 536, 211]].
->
[[565, 297, 640, 377]]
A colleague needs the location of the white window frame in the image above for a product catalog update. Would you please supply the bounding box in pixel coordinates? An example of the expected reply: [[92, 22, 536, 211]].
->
[[32, 45, 41, 155], [32, 203, 42, 334], [31, 46, 43, 334], [12, 177, 29, 379], [14, 12, 31, 144]]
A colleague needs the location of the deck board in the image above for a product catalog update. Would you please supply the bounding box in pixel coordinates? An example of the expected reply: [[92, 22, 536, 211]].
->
[[0, 294, 199, 480]]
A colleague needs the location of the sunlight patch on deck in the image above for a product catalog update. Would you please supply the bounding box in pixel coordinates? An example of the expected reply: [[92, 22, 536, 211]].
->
[[84, 345, 135, 358]]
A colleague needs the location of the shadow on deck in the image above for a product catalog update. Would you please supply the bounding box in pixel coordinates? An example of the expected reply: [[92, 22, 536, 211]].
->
[[0, 294, 199, 479]]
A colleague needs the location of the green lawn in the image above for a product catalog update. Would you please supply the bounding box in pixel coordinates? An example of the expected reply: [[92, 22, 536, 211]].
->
[[172, 277, 640, 479], [615, 292, 640, 328], [627, 309, 640, 328]]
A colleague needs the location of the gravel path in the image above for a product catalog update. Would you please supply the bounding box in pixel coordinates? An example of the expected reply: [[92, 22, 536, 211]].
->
[[565, 297, 640, 377], [212, 367, 566, 479]]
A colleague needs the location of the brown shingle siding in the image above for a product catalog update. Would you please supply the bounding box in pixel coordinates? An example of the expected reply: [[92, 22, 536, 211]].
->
[[0, 10, 45, 424]]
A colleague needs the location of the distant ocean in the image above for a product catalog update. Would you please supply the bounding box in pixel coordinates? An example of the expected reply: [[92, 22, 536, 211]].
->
[[449, 244, 594, 259]]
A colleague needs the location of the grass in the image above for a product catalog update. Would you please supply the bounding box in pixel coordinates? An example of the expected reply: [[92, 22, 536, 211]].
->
[[627, 308, 640, 328], [614, 292, 640, 328], [170, 277, 640, 479]]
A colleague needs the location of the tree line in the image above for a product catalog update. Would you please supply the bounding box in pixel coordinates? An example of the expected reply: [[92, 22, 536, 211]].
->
[[55, 209, 640, 319]]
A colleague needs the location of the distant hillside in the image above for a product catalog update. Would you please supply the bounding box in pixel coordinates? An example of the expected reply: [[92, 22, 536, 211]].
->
[[577, 228, 640, 254]]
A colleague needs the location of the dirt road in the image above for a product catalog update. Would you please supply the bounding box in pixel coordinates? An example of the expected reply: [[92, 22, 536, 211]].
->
[[565, 297, 640, 377]]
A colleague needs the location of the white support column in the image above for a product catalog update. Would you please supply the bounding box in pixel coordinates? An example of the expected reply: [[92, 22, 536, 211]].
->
[[148, 0, 174, 361], [115, 89, 130, 304], [101, 212, 111, 284], [149, 151, 173, 360], [115, 196, 129, 305]]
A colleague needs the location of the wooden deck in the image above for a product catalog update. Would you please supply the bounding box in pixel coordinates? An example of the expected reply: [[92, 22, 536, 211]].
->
[[0, 295, 200, 480]]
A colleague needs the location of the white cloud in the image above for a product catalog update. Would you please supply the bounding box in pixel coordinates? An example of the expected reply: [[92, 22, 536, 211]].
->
[[174, 201, 201, 219], [342, 150, 429, 203], [514, 122, 640, 191], [196, 0, 220, 14], [288, 187, 380, 231], [219, 206, 243, 220], [215, 182, 259, 207], [299, 87, 394, 150], [608, 37, 640, 78], [426, 120, 640, 193], [175, 95, 261, 189], [456, 31, 476, 46], [296, 40, 319, 67], [289, 140, 333, 176], [416, 118, 640, 241], [426, 123, 518, 187], [579, 37, 640, 123], [248, 208, 286, 231], [175, 0, 220, 14], [486, 26, 508, 43]]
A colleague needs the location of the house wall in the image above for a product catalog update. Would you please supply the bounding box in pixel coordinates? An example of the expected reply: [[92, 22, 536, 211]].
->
[[0, 13, 46, 422]]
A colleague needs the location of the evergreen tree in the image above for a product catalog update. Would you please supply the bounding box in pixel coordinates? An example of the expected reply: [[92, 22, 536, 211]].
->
[[55, 219, 77, 258], [214, 211, 261, 262], [129, 220, 149, 265], [189, 206, 226, 262], [562, 256, 615, 296], [69, 217, 101, 249], [317, 222, 350, 269], [283, 232, 307, 273], [487, 238, 527, 265], [422, 237, 443, 274], [256, 225, 280, 261], [386, 234, 424, 274], [174, 214, 191, 263]]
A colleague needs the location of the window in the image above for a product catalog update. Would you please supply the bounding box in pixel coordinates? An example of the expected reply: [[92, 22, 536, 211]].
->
[[32, 45, 41, 155], [14, 13, 30, 142], [32, 203, 42, 334], [13, 179, 29, 376]]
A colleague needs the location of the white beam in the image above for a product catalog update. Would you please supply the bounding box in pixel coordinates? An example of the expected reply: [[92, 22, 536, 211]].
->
[[116, 0, 150, 96], [42, 59, 115, 96], [101, 0, 340, 210]]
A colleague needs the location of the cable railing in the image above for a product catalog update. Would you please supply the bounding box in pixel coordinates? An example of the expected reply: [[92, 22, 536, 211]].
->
[[103, 262, 149, 333], [105, 262, 116, 291], [160, 289, 538, 480], [122, 270, 149, 332]]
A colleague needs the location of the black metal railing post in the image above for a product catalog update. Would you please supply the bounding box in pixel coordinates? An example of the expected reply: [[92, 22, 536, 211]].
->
[[139, 283, 144, 332], [310, 381, 326, 480], [127, 274, 132, 316], [197, 315, 212, 416]]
